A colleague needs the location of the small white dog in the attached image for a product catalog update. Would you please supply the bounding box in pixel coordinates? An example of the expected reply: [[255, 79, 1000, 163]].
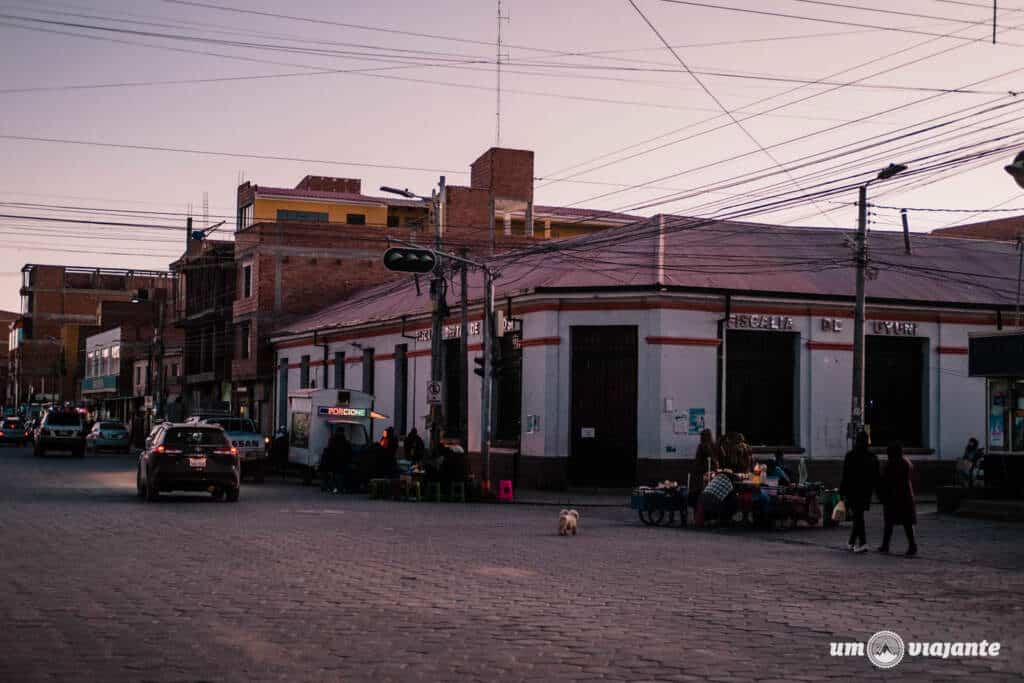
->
[[558, 509, 580, 536]]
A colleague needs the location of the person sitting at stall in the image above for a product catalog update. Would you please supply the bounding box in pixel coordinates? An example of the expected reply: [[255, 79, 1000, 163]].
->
[[693, 429, 720, 493], [698, 471, 737, 526], [404, 427, 425, 464], [769, 449, 792, 486], [958, 437, 982, 487]]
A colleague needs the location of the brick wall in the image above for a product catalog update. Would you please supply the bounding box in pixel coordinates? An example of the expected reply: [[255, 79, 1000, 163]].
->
[[470, 147, 534, 203], [294, 176, 362, 194]]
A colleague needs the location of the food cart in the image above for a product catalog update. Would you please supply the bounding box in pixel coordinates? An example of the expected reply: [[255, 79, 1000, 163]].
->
[[632, 470, 838, 529], [285, 388, 384, 484]]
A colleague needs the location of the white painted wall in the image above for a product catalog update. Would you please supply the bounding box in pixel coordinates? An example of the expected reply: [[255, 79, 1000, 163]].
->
[[273, 296, 996, 463]]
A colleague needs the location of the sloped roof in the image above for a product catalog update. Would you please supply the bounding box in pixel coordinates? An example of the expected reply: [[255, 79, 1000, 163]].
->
[[276, 215, 1020, 338]]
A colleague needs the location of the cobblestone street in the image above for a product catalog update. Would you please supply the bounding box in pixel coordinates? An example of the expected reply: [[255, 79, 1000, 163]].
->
[[1, 446, 1021, 682]]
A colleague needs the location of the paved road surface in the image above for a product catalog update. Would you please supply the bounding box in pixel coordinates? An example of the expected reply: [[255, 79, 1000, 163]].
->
[[1, 446, 1021, 681]]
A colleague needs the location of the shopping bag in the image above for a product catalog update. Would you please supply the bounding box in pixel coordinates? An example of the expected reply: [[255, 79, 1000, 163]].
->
[[831, 499, 847, 523]]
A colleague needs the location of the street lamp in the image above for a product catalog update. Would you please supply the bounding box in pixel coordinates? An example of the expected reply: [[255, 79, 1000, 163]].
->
[[1004, 150, 1024, 189], [850, 162, 908, 440]]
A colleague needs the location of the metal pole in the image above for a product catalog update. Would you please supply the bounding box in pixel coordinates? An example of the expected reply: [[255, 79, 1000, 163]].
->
[[155, 293, 165, 419], [429, 177, 446, 454], [1016, 233, 1022, 326], [481, 270, 494, 485], [851, 184, 869, 435], [994, 0, 998, 44], [459, 253, 469, 453]]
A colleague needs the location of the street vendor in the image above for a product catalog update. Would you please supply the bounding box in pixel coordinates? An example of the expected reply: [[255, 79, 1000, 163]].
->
[[698, 471, 737, 524], [693, 429, 720, 494]]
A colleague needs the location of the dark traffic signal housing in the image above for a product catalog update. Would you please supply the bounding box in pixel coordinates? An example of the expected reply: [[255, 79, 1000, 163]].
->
[[473, 355, 486, 378], [383, 247, 438, 273]]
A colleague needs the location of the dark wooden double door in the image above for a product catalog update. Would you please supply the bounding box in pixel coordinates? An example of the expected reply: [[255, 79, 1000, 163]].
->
[[569, 326, 638, 487]]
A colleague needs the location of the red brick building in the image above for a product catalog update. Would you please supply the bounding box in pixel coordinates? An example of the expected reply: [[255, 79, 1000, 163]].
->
[[1, 309, 18, 410], [10, 265, 173, 407], [228, 146, 641, 434]]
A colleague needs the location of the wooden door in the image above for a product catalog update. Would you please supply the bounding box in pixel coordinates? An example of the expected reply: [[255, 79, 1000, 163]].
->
[[569, 326, 638, 486]]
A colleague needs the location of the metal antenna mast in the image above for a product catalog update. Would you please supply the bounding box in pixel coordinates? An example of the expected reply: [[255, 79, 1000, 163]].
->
[[496, 0, 509, 146]]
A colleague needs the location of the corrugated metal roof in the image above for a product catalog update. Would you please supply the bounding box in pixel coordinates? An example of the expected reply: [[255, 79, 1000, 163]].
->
[[276, 215, 1020, 337]]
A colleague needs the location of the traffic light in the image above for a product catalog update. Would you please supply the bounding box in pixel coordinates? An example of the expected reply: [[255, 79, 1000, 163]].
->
[[473, 355, 485, 378], [489, 348, 503, 379], [383, 247, 438, 273]]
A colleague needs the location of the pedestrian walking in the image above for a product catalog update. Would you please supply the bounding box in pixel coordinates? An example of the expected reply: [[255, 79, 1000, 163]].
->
[[839, 430, 880, 554], [878, 442, 918, 557]]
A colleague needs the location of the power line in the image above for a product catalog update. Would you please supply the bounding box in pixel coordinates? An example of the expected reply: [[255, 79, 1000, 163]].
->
[[655, 0, 1024, 46]]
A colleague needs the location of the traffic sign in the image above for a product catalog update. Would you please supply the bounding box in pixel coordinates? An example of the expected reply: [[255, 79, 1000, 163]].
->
[[383, 247, 438, 273], [426, 381, 442, 405]]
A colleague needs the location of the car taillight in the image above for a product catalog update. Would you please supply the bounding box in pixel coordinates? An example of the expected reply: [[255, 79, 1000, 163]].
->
[[155, 446, 183, 455], [213, 447, 238, 457], [0, 431, 4, 437]]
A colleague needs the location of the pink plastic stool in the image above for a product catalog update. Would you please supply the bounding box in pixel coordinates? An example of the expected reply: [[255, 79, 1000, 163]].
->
[[498, 479, 514, 503]]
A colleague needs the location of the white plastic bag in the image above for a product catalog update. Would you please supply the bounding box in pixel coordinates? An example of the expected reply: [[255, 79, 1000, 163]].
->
[[832, 499, 847, 524]]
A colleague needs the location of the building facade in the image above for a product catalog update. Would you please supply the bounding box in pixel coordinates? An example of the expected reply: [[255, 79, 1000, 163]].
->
[[231, 147, 639, 435], [170, 240, 236, 418], [10, 265, 172, 407], [270, 218, 1014, 490]]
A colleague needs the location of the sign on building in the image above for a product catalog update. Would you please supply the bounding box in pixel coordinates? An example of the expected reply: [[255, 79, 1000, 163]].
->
[[426, 381, 442, 405]]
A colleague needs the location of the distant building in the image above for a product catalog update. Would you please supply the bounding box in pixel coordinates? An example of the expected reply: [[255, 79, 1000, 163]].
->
[[931, 215, 1024, 241], [169, 239, 235, 418], [0, 309, 18, 409], [10, 265, 172, 407]]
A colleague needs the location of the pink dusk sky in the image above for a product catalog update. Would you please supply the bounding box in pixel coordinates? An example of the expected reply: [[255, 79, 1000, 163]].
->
[[2, 0, 1024, 312]]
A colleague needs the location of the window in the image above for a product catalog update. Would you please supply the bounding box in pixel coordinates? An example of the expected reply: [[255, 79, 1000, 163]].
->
[[135, 365, 141, 386], [101, 348, 111, 376], [362, 349, 374, 394], [111, 344, 120, 361], [240, 322, 251, 360], [387, 215, 399, 228], [276, 209, 328, 223], [334, 351, 345, 389], [346, 213, 366, 226], [238, 203, 254, 231], [171, 363, 178, 378], [242, 264, 252, 298], [277, 358, 288, 429], [300, 355, 310, 389]]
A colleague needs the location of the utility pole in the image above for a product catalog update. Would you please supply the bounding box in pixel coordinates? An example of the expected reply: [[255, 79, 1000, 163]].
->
[[1016, 233, 1023, 326], [480, 270, 494, 486], [849, 163, 906, 440], [850, 184, 868, 437], [154, 289, 165, 420], [429, 177, 447, 454], [459, 250, 469, 453]]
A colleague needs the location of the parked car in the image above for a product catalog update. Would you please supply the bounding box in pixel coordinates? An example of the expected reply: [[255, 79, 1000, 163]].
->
[[33, 410, 86, 457], [0, 417, 29, 446], [187, 415, 268, 483], [85, 421, 131, 454], [137, 423, 240, 502]]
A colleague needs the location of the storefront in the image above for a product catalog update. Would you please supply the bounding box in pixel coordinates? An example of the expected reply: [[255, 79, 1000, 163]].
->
[[968, 331, 1024, 494]]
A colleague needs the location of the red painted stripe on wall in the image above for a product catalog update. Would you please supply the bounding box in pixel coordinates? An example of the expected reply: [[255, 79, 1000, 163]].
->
[[936, 346, 968, 355], [645, 336, 720, 347], [518, 336, 561, 348], [806, 341, 854, 351]]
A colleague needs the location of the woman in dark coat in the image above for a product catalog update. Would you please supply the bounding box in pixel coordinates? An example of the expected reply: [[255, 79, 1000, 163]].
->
[[878, 442, 918, 557], [839, 430, 880, 553], [693, 429, 720, 494]]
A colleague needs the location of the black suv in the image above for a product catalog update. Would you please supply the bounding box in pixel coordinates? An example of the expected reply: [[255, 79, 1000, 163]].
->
[[137, 423, 241, 502], [34, 410, 86, 457]]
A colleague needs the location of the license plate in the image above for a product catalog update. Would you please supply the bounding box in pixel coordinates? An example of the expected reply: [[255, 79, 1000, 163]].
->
[[188, 457, 206, 469]]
